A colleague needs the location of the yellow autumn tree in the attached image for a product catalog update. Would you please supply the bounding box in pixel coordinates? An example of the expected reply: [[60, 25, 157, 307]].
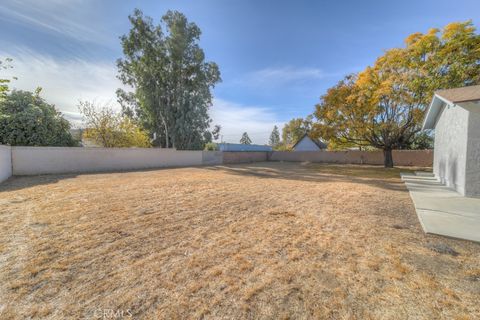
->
[[313, 21, 480, 167], [79, 101, 150, 148]]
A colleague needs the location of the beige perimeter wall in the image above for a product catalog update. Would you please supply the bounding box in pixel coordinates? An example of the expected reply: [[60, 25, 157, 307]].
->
[[222, 151, 269, 164], [0, 145, 12, 182], [219, 150, 432, 167], [2, 147, 432, 179], [270, 150, 433, 167]]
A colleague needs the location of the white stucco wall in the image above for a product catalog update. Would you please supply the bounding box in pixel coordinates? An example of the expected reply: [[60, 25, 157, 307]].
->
[[293, 137, 320, 151], [433, 103, 469, 195], [465, 104, 480, 197], [12, 147, 204, 175], [0, 145, 12, 183]]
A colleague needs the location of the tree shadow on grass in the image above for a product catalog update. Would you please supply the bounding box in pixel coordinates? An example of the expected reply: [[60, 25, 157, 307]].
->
[[0, 166, 203, 193], [0, 162, 427, 194], [205, 162, 419, 193], [0, 174, 80, 193]]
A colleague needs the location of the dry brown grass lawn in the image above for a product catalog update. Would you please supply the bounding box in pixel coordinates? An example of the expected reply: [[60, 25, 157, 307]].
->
[[0, 162, 479, 319]]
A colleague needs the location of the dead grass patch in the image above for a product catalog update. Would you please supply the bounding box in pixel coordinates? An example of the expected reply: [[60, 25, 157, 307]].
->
[[0, 162, 478, 319]]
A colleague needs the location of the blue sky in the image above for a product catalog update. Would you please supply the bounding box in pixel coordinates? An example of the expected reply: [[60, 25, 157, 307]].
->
[[1, 0, 479, 143]]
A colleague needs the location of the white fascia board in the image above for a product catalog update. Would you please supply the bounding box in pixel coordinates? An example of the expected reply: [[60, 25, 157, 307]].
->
[[422, 94, 453, 130]]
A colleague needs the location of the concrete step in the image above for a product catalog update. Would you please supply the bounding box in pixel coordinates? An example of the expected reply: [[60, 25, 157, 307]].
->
[[402, 172, 480, 243]]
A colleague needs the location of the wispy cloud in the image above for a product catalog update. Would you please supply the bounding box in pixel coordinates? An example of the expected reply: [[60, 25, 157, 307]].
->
[[210, 98, 283, 144], [1, 48, 281, 142], [253, 66, 324, 81], [235, 66, 359, 91], [240, 66, 327, 88], [1, 48, 122, 125], [0, 0, 111, 46]]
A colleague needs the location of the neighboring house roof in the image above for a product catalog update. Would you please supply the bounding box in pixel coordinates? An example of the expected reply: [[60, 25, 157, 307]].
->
[[218, 143, 272, 152], [423, 85, 480, 130], [292, 133, 327, 150]]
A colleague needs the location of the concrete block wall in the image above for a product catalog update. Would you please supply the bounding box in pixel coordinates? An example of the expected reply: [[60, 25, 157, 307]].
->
[[222, 151, 269, 164], [202, 151, 223, 165], [391, 150, 433, 167], [0, 145, 12, 183], [12, 147, 205, 175], [269, 150, 433, 167], [270, 151, 379, 164], [0, 147, 432, 183]]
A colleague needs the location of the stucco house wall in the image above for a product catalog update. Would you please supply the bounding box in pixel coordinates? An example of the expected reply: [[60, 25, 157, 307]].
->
[[423, 86, 480, 197], [293, 136, 320, 151], [465, 105, 480, 197], [433, 104, 469, 195]]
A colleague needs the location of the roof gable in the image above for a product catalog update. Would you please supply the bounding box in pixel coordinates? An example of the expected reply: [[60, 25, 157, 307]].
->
[[292, 134, 327, 150], [423, 85, 480, 130]]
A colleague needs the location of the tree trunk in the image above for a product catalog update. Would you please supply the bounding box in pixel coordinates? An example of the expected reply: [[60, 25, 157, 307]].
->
[[383, 148, 394, 168], [159, 113, 169, 149]]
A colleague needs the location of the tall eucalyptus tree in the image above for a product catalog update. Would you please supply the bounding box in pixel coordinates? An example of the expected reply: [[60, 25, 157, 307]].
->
[[117, 9, 221, 149]]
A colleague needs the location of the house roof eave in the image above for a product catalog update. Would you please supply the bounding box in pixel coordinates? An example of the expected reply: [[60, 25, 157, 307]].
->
[[422, 94, 449, 130]]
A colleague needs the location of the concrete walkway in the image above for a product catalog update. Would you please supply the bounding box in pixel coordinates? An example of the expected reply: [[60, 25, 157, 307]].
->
[[401, 172, 480, 242]]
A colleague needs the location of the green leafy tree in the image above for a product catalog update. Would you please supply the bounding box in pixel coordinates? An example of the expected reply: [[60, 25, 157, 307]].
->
[[240, 132, 252, 145], [204, 142, 218, 151], [79, 101, 150, 148], [269, 125, 280, 146], [0, 58, 16, 101], [282, 116, 313, 146], [117, 9, 221, 150], [212, 124, 221, 141], [273, 143, 291, 151], [402, 21, 480, 107], [402, 131, 434, 150], [0, 89, 76, 146], [313, 21, 480, 167]]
